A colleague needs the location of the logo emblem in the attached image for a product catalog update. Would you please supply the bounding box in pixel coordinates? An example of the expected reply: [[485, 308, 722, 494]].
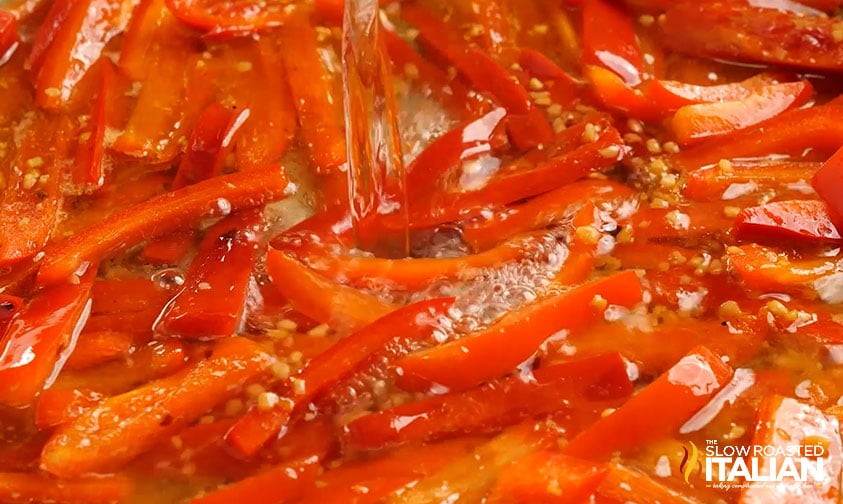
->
[[680, 441, 703, 484]]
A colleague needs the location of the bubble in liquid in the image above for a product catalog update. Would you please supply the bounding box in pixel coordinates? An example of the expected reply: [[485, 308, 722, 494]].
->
[[152, 268, 185, 290]]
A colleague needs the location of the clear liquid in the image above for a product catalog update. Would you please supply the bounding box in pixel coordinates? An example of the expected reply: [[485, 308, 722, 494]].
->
[[342, 0, 410, 258]]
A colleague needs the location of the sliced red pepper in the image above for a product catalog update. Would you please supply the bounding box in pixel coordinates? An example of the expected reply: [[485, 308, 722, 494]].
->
[[597, 463, 693, 504], [0, 279, 92, 407], [462, 179, 634, 251], [585, 65, 658, 120], [582, 0, 643, 86], [0, 473, 132, 503], [673, 105, 843, 171], [90, 278, 170, 315], [733, 200, 841, 245], [210, 35, 297, 170], [265, 247, 397, 332], [671, 80, 814, 145], [41, 337, 272, 477], [394, 270, 643, 393], [685, 160, 819, 201], [646, 72, 790, 112], [83, 309, 162, 335], [172, 103, 249, 188], [36, 164, 288, 286], [278, 12, 346, 173], [0, 114, 74, 264], [63, 330, 136, 371], [487, 451, 608, 504], [190, 456, 320, 504], [0, 10, 18, 60], [739, 396, 843, 503], [726, 243, 840, 295], [344, 353, 632, 449], [225, 297, 453, 457], [29, 0, 130, 109], [411, 116, 625, 228], [155, 210, 262, 339], [139, 230, 198, 266], [165, 0, 294, 37], [517, 48, 581, 107], [118, 0, 167, 80], [0, 294, 23, 337], [70, 61, 113, 189], [564, 346, 734, 460], [34, 388, 103, 430], [812, 145, 843, 228], [664, 1, 843, 73]]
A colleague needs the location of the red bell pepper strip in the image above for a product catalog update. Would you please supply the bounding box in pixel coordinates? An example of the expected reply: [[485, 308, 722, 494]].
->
[[82, 309, 162, 335], [155, 210, 262, 339], [394, 270, 643, 393], [190, 456, 320, 504], [405, 107, 508, 204], [29, 0, 130, 109], [165, 0, 294, 37], [63, 330, 135, 371], [70, 61, 113, 189], [0, 279, 92, 407], [90, 278, 170, 315], [0, 473, 132, 503], [740, 396, 843, 503], [278, 12, 346, 174], [517, 48, 581, 108], [597, 463, 695, 504], [733, 200, 841, 245], [812, 145, 843, 228], [34, 388, 103, 430], [646, 72, 790, 112], [225, 297, 453, 457], [0, 10, 18, 61], [118, 0, 167, 80], [411, 116, 625, 231], [265, 247, 397, 332], [486, 451, 608, 504], [726, 243, 840, 295], [172, 103, 250, 188], [564, 346, 734, 460], [671, 80, 814, 145], [684, 160, 819, 201], [672, 105, 843, 171], [582, 0, 643, 86], [382, 28, 479, 118], [35, 164, 288, 286], [462, 179, 634, 251], [585, 65, 658, 120], [41, 336, 272, 477], [0, 114, 74, 264], [139, 230, 198, 265], [664, 1, 843, 73], [210, 35, 297, 171], [344, 353, 632, 449]]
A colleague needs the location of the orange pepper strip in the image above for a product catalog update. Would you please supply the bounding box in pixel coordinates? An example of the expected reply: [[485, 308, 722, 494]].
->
[[155, 210, 263, 339], [278, 12, 346, 174], [118, 0, 167, 80], [726, 243, 839, 295], [190, 457, 320, 504], [486, 450, 608, 504], [0, 279, 92, 407], [63, 330, 136, 371], [394, 270, 643, 393], [82, 309, 162, 335], [172, 103, 249, 188], [34, 388, 103, 430], [41, 337, 272, 477], [0, 114, 74, 264], [733, 200, 841, 245], [90, 278, 171, 315], [672, 105, 843, 171], [298, 231, 548, 291], [36, 164, 288, 286], [812, 145, 843, 227], [564, 346, 734, 460], [0, 294, 23, 337], [582, 0, 643, 86], [646, 72, 791, 113], [462, 179, 634, 251], [739, 396, 843, 503], [671, 80, 814, 145], [0, 473, 132, 503], [684, 160, 820, 201], [70, 61, 113, 189], [225, 297, 454, 457], [344, 353, 632, 449], [597, 463, 698, 504], [265, 247, 397, 331], [585, 65, 659, 120], [29, 0, 130, 109], [139, 230, 199, 266]]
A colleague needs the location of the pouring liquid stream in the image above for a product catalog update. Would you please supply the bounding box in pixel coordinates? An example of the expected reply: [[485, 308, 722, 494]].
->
[[342, 0, 410, 258]]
